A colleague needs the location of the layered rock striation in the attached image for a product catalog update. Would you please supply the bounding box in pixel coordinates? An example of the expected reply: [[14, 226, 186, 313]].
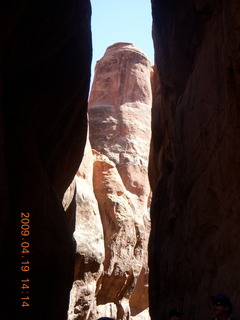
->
[[66, 42, 152, 320], [149, 1, 240, 320], [89, 42, 153, 208]]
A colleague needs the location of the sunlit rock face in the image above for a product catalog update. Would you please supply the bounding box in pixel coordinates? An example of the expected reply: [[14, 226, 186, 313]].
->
[[66, 43, 152, 320], [65, 138, 105, 320], [149, 1, 240, 320], [88, 42, 153, 208], [66, 143, 150, 320]]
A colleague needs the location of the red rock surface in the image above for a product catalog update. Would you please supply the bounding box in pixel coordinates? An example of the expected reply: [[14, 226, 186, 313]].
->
[[149, 1, 240, 319], [66, 43, 152, 320], [65, 144, 150, 320], [65, 139, 105, 320], [88, 42, 153, 208]]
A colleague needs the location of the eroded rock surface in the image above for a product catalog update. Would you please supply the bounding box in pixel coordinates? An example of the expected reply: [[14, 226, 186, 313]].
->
[[66, 144, 150, 320], [66, 139, 105, 320], [66, 43, 152, 320], [149, 1, 240, 319], [89, 42, 153, 208]]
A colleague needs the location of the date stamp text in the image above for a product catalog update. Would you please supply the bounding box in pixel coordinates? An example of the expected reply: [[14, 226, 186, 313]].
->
[[20, 212, 30, 307]]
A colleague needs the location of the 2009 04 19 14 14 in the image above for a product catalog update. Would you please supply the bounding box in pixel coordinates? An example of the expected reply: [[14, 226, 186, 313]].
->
[[20, 212, 30, 307]]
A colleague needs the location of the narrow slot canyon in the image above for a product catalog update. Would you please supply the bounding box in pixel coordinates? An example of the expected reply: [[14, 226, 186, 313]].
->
[[1, 1, 240, 320]]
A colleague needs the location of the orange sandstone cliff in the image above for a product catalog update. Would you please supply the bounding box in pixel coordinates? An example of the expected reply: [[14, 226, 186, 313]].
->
[[65, 43, 153, 320]]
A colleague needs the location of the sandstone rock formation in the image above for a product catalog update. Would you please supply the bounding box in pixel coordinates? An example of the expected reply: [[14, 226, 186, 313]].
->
[[4, 2, 240, 320], [65, 139, 105, 320], [0, 1, 92, 319], [89, 42, 153, 209], [65, 144, 150, 320], [66, 43, 152, 320], [149, 1, 240, 320]]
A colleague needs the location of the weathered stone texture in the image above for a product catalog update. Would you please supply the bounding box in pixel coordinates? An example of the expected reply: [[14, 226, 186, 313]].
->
[[66, 43, 152, 320], [149, 1, 240, 320], [92, 150, 150, 315], [89, 42, 153, 208], [66, 139, 105, 320], [66, 145, 150, 320]]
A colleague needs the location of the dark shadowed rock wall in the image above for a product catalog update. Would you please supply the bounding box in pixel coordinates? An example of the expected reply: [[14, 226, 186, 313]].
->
[[0, 1, 92, 319], [149, 1, 240, 319]]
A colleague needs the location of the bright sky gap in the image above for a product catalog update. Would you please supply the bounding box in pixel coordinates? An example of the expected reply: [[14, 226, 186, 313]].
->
[[90, 0, 154, 85]]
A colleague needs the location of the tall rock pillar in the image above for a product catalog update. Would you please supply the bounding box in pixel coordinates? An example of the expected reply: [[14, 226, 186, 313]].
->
[[89, 42, 153, 210], [66, 42, 153, 319]]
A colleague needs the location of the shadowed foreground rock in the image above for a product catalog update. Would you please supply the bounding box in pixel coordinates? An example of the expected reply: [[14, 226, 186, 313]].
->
[[0, 1, 92, 319], [149, 1, 240, 319]]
